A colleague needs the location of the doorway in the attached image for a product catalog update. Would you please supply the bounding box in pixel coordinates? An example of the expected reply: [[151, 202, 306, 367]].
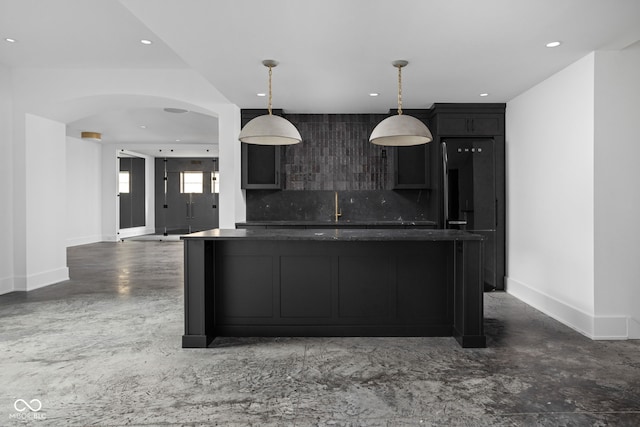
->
[[119, 156, 145, 229], [155, 158, 219, 234]]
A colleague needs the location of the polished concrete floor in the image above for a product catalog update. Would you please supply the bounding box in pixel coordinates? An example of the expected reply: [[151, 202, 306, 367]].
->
[[1, 241, 639, 426]]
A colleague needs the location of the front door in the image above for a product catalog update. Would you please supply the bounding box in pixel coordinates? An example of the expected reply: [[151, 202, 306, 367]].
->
[[156, 158, 219, 234]]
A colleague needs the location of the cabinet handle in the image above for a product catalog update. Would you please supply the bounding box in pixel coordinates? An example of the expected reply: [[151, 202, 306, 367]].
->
[[186, 202, 190, 218]]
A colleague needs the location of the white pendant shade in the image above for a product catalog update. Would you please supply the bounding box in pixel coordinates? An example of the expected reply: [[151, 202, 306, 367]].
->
[[238, 114, 302, 145], [369, 60, 432, 146], [238, 59, 302, 145], [369, 114, 432, 146]]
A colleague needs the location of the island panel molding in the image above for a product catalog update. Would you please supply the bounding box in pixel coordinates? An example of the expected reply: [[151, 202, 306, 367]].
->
[[181, 229, 486, 349]]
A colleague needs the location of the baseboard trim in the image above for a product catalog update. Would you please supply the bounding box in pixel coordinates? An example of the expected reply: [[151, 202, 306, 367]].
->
[[67, 234, 103, 247], [0, 276, 14, 295], [13, 267, 70, 292], [506, 277, 630, 340], [628, 317, 640, 339], [117, 226, 154, 240]]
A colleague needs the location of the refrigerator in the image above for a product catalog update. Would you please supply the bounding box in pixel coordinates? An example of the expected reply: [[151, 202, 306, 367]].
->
[[442, 138, 497, 291]]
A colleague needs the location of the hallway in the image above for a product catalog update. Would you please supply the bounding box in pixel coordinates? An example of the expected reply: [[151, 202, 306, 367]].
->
[[1, 241, 639, 426]]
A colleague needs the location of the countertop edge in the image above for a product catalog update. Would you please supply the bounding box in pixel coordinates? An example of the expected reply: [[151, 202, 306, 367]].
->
[[181, 228, 484, 242]]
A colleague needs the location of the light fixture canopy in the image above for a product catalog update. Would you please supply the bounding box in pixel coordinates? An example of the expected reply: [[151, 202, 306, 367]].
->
[[81, 131, 101, 141], [238, 59, 302, 145], [369, 60, 432, 146]]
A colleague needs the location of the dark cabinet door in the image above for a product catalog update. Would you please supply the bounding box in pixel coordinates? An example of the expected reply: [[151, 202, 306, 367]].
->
[[438, 114, 503, 136], [241, 108, 284, 190], [241, 144, 282, 189], [393, 144, 430, 189]]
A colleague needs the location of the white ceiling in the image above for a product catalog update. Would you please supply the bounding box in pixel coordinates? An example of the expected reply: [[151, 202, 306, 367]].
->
[[2, 0, 640, 151]]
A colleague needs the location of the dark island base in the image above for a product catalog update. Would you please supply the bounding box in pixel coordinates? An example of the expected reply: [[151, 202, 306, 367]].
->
[[182, 230, 486, 349], [183, 330, 485, 349]]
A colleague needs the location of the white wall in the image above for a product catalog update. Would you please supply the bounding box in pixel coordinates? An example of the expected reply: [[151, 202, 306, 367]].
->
[[101, 145, 119, 242], [20, 114, 69, 290], [506, 54, 596, 335], [5, 67, 242, 293], [593, 44, 640, 339], [0, 63, 14, 295], [217, 103, 245, 228], [66, 136, 103, 246]]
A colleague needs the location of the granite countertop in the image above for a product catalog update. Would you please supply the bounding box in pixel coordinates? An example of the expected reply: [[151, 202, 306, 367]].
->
[[236, 220, 437, 226], [182, 228, 483, 241]]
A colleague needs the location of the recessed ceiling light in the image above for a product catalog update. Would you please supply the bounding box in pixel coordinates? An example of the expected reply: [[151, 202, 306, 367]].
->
[[164, 107, 188, 114], [546, 41, 562, 48], [139, 125, 147, 129], [480, 93, 489, 97], [369, 93, 379, 97], [140, 39, 152, 45], [256, 93, 266, 97], [5, 38, 16, 43], [175, 139, 181, 142]]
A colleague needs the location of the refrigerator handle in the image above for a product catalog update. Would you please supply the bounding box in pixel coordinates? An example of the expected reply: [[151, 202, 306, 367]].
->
[[442, 142, 449, 229]]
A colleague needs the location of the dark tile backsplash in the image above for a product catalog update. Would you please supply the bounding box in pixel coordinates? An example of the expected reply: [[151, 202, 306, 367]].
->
[[283, 114, 393, 191], [247, 190, 432, 222], [245, 113, 435, 223]]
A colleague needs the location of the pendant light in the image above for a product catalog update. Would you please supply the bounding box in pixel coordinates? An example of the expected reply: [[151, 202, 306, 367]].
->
[[369, 60, 432, 146], [238, 59, 302, 145]]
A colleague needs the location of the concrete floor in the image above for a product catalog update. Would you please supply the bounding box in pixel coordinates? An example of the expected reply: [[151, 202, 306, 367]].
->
[[1, 241, 639, 426]]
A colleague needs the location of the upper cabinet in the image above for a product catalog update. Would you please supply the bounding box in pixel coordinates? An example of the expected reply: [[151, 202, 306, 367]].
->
[[393, 145, 430, 189], [430, 104, 505, 136], [391, 109, 432, 189], [241, 109, 283, 190], [437, 114, 503, 136]]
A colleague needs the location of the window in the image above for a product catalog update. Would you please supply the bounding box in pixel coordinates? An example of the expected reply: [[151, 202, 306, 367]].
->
[[119, 171, 130, 194], [212, 172, 220, 194], [180, 171, 203, 193]]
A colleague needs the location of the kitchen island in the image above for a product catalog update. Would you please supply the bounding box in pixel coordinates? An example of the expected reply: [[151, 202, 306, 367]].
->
[[181, 228, 486, 348]]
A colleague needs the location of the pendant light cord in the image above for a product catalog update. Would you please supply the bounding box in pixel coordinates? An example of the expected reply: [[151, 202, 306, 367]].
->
[[397, 64, 403, 116], [268, 65, 273, 116]]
